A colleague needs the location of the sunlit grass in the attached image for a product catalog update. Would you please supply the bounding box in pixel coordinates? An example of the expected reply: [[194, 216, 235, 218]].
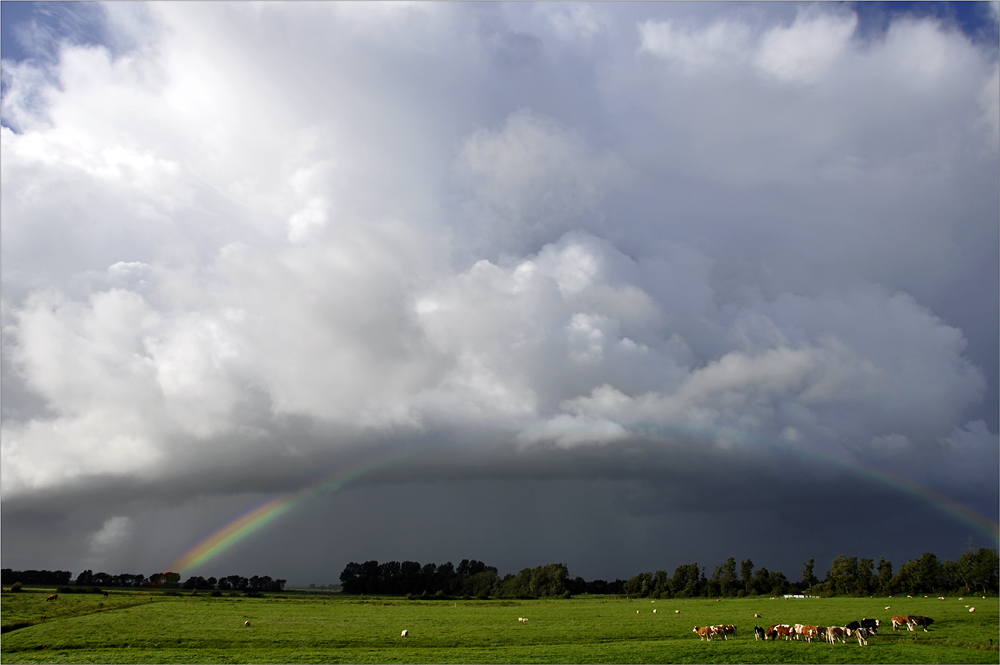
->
[[2, 589, 997, 663]]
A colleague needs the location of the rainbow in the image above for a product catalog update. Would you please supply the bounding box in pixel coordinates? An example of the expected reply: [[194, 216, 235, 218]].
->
[[168, 450, 413, 574], [168, 428, 998, 576]]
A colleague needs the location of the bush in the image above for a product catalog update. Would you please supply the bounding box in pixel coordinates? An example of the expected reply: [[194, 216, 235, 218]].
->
[[209, 590, 222, 597], [10, 582, 22, 593], [57, 586, 74, 594]]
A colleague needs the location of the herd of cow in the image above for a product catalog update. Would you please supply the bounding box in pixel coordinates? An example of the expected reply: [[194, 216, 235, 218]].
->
[[693, 614, 935, 646]]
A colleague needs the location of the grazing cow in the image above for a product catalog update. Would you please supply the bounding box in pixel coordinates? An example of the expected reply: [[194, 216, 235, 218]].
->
[[861, 618, 880, 634], [46, 594, 57, 601], [854, 627, 871, 646], [891, 616, 912, 631], [767, 624, 792, 641], [908, 615, 934, 632], [102, 591, 109, 597], [653, 609, 657, 614], [754, 613, 761, 618], [401, 630, 408, 637], [970, 607, 976, 613], [693, 626, 714, 641], [792, 624, 804, 640], [799, 625, 821, 643], [754, 626, 766, 641], [712, 625, 736, 640], [825, 626, 847, 644], [845, 621, 861, 631], [244, 621, 250, 627], [675, 610, 680, 614]]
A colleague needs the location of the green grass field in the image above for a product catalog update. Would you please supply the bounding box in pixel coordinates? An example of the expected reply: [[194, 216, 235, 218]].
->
[[2, 589, 997, 663]]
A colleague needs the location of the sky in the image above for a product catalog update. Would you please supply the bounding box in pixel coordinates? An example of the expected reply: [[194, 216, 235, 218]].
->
[[1, 1, 998, 588]]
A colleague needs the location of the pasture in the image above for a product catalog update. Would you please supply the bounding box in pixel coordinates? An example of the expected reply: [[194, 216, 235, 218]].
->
[[2, 589, 997, 663]]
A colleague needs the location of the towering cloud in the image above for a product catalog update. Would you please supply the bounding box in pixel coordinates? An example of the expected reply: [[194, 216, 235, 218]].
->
[[2, 2, 996, 581]]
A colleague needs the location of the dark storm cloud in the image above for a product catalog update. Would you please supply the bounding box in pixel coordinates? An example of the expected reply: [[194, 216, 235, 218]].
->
[[2, 2, 997, 582]]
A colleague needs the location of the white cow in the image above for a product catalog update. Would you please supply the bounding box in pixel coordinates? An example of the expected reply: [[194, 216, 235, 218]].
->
[[401, 630, 409, 637]]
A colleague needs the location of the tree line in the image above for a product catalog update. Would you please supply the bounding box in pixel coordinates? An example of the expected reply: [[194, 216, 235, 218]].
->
[[1, 569, 286, 592], [618, 548, 998, 599], [340, 548, 998, 599], [338, 557, 630, 598]]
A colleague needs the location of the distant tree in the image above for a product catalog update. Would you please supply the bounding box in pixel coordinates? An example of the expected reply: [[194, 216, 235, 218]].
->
[[767, 570, 791, 596], [802, 559, 818, 590], [893, 552, 944, 594], [877, 557, 893, 596], [624, 572, 652, 597], [751, 566, 770, 595], [652, 570, 669, 598], [858, 558, 875, 595], [720, 557, 738, 597], [827, 555, 870, 596], [955, 548, 999, 595], [669, 563, 702, 598], [740, 559, 754, 595]]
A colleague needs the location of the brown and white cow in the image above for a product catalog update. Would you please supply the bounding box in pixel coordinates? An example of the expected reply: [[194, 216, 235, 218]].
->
[[908, 615, 934, 632], [693, 626, 713, 641], [798, 625, 821, 642], [45, 594, 58, 601], [710, 625, 737, 640], [891, 615, 914, 631], [854, 627, 871, 646], [825, 626, 847, 644], [768, 624, 793, 641]]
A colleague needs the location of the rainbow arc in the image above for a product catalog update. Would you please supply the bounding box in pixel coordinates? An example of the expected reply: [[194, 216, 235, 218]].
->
[[167, 431, 998, 576]]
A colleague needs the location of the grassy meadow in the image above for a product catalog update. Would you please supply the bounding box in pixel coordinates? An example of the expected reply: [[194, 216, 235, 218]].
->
[[2, 589, 997, 663]]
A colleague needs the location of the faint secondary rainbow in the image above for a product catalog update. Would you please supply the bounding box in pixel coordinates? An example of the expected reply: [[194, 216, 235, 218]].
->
[[635, 420, 999, 545], [168, 450, 413, 575]]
